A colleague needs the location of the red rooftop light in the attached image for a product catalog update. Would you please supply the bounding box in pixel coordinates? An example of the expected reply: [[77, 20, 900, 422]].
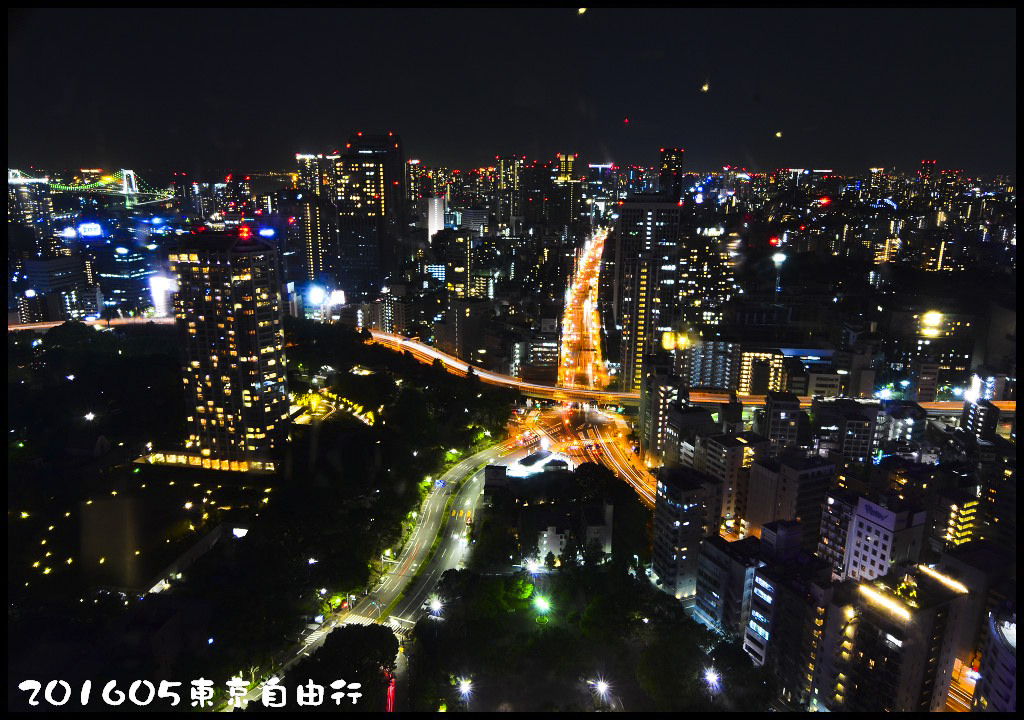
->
[[238, 226, 252, 239]]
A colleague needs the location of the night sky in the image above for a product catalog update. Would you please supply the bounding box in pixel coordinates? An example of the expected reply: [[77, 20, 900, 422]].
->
[[7, 8, 1017, 175]]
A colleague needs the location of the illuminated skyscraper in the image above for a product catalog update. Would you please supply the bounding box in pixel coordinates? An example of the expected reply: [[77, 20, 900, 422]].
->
[[496, 156, 523, 233], [334, 133, 404, 294], [296, 153, 339, 198], [556, 152, 577, 183], [445, 230, 472, 298], [168, 228, 288, 472], [426, 196, 445, 242], [8, 169, 56, 257], [613, 198, 735, 392], [818, 568, 967, 712], [659, 147, 686, 202]]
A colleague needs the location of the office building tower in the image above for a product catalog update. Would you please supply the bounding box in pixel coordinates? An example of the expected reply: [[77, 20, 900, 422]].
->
[[928, 486, 981, 552], [406, 159, 427, 204], [674, 338, 741, 391], [658, 147, 685, 202], [8, 169, 56, 257], [298, 191, 338, 283], [910, 357, 940, 402], [425, 196, 445, 243], [694, 535, 762, 635], [16, 255, 98, 323], [433, 298, 491, 362], [555, 152, 576, 183], [444, 230, 472, 299], [813, 397, 884, 463], [746, 455, 834, 550], [613, 199, 734, 391], [742, 522, 832, 707], [639, 370, 682, 460], [334, 132, 404, 294], [757, 391, 800, 452], [652, 467, 722, 600], [168, 228, 288, 472], [663, 403, 719, 468], [816, 491, 927, 582], [296, 153, 340, 199], [971, 601, 1017, 712], [496, 156, 523, 233], [820, 567, 968, 712], [692, 431, 769, 529], [934, 540, 1015, 693], [94, 244, 158, 312], [739, 348, 787, 394], [960, 398, 1000, 442], [977, 447, 1016, 553]]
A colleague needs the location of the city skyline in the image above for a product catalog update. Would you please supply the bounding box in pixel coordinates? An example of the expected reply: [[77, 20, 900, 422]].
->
[[8, 8, 1017, 175]]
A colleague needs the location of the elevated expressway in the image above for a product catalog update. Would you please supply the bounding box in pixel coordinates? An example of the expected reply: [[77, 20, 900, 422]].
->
[[6, 317, 1014, 419]]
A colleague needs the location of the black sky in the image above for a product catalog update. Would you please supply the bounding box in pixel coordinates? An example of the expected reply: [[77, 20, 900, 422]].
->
[[7, 8, 1017, 175]]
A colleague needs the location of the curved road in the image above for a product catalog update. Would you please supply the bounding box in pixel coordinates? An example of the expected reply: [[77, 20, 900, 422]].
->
[[6, 317, 1015, 417]]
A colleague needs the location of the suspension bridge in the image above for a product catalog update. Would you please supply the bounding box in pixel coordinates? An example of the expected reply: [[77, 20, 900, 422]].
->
[[11, 168, 175, 208]]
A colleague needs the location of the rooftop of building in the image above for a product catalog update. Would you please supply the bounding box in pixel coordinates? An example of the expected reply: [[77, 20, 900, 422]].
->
[[703, 430, 768, 448], [940, 540, 1016, 576], [702, 534, 761, 563], [657, 465, 719, 492], [755, 453, 835, 473], [174, 228, 275, 253], [865, 566, 966, 615]]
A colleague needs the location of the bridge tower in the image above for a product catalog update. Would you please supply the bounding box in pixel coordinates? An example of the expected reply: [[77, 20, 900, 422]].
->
[[121, 169, 138, 207]]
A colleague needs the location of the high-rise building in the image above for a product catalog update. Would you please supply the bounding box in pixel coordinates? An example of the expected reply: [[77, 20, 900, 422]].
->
[[742, 521, 833, 708], [813, 397, 884, 463], [639, 370, 682, 460], [674, 338, 741, 391], [819, 567, 968, 712], [977, 446, 1016, 553], [425, 196, 445, 243], [296, 154, 340, 198], [971, 601, 1017, 712], [746, 455, 834, 550], [658, 147, 686, 202], [168, 228, 288, 472], [555, 152, 577, 183], [298, 192, 338, 283], [334, 132, 404, 294], [444, 230, 472, 299], [16, 255, 98, 323], [496, 156, 523, 233], [94, 244, 158, 312], [960, 398, 1000, 442], [910, 357, 939, 402], [8, 169, 56, 258], [692, 431, 769, 529], [652, 466, 722, 600], [816, 491, 927, 582], [757, 391, 800, 452], [739, 348, 787, 394], [694, 535, 762, 635]]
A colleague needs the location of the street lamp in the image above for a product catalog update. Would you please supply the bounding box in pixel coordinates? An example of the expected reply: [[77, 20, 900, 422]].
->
[[772, 252, 786, 303], [429, 596, 443, 615], [458, 677, 473, 711], [704, 667, 721, 697]]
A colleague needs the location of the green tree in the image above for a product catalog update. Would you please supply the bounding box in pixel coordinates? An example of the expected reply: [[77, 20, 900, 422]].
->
[[544, 551, 557, 570]]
